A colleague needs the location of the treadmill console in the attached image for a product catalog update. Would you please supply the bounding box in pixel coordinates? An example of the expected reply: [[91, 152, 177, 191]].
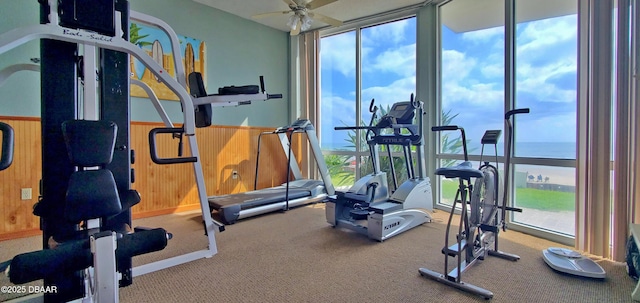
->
[[275, 119, 312, 133], [289, 119, 311, 130]]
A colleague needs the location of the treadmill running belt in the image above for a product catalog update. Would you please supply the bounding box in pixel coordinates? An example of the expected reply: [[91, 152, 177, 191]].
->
[[208, 187, 311, 210]]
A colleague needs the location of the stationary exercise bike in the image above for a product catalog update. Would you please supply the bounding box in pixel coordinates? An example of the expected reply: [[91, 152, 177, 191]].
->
[[419, 108, 529, 299]]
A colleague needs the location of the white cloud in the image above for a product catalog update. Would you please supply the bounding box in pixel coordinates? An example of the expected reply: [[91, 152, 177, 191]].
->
[[441, 49, 476, 84], [361, 76, 416, 105], [320, 92, 357, 130], [516, 56, 576, 103], [517, 15, 576, 56], [320, 32, 356, 77], [362, 19, 410, 46], [364, 43, 416, 77]]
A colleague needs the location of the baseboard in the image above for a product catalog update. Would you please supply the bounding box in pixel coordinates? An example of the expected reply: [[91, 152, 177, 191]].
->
[[0, 205, 202, 241], [0, 229, 42, 241]]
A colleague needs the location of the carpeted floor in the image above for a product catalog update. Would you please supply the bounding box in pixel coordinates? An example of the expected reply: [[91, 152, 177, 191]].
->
[[1, 204, 637, 302]]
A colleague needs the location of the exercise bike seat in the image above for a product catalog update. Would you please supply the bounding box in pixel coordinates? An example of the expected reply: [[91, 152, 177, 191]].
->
[[435, 161, 483, 180]]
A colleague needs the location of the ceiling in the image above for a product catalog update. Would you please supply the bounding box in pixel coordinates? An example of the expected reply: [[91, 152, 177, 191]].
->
[[192, 0, 428, 33], [192, 0, 578, 34]]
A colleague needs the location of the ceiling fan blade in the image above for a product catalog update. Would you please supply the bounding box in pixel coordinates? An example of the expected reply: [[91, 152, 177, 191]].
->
[[282, 0, 298, 8], [252, 11, 291, 19], [290, 19, 301, 36], [309, 12, 343, 27], [306, 0, 338, 10]]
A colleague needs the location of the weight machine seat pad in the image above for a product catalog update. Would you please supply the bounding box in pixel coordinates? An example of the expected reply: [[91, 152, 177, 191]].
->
[[435, 161, 483, 179], [8, 228, 168, 285], [65, 169, 122, 222], [62, 120, 117, 167]]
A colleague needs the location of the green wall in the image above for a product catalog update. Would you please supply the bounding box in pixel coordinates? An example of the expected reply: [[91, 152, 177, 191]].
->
[[0, 0, 290, 127]]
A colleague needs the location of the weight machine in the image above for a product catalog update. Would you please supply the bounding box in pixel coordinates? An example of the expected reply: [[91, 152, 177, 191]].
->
[[0, 0, 280, 301]]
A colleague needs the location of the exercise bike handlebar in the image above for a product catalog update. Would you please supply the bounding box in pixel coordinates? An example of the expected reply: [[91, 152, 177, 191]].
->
[[505, 108, 530, 119], [431, 125, 469, 161], [501, 107, 530, 231]]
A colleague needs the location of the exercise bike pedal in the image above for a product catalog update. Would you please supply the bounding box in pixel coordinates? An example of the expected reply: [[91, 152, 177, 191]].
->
[[442, 240, 467, 257]]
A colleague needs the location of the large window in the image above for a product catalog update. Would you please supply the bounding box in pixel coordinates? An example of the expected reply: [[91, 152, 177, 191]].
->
[[320, 18, 417, 189], [437, 0, 577, 240], [512, 3, 577, 237]]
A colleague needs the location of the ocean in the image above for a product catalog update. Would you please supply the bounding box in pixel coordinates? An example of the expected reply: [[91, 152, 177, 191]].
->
[[321, 141, 577, 160]]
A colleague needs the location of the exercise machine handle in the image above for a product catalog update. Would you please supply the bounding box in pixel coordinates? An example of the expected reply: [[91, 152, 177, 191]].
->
[[0, 122, 14, 171], [431, 125, 469, 161], [148, 127, 197, 164], [431, 125, 459, 132], [501, 107, 530, 231], [505, 108, 530, 119], [369, 98, 377, 113], [259, 75, 282, 99], [334, 126, 377, 131]]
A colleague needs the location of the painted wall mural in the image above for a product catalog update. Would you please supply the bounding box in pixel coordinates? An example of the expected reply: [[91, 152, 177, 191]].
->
[[129, 22, 206, 101]]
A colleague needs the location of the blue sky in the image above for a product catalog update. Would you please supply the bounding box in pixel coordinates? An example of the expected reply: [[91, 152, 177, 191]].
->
[[320, 14, 578, 152]]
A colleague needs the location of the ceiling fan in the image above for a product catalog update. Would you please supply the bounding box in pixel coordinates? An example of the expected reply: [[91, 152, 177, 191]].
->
[[253, 0, 343, 35]]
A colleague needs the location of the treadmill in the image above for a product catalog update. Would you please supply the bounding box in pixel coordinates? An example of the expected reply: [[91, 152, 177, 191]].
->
[[208, 119, 335, 224]]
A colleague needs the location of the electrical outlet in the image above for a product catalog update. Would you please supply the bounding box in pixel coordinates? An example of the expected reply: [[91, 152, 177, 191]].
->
[[21, 188, 32, 200], [232, 170, 238, 179]]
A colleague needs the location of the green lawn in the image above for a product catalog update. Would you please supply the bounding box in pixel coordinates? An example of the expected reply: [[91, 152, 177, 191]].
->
[[330, 174, 575, 213], [441, 180, 575, 212]]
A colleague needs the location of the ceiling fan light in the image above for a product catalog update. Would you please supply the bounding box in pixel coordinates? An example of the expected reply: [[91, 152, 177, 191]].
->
[[287, 14, 298, 30], [301, 14, 312, 30]]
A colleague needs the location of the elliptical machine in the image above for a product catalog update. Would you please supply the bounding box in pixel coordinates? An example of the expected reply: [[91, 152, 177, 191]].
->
[[326, 94, 433, 241], [419, 108, 529, 299]]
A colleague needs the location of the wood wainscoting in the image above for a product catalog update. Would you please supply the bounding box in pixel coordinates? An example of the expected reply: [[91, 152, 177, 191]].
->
[[0, 117, 304, 241]]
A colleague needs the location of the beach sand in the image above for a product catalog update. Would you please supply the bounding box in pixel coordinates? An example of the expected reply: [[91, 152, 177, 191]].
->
[[515, 164, 575, 186]]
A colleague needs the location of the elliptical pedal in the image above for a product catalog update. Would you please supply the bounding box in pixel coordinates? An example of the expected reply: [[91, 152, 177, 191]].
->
[[349, 208, 370, 220], [443, 240, 467, 257]]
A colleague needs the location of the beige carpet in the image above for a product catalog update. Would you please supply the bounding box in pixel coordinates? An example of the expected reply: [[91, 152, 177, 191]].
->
[[1, 204, 637, 302]]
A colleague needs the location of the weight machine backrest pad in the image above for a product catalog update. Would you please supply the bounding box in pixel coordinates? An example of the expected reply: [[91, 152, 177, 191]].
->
[[62, 120, 117, 167], [187, 72, 213, 127]]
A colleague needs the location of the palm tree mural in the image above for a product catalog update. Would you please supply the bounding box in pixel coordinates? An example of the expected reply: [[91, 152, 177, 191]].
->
[[129, 23, 152, 80]]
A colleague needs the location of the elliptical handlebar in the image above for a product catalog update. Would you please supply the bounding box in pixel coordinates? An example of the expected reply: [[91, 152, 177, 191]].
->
[[431, 125, 469, 162], [369, 98, 378, 114], [431, 125, 459, 132]]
